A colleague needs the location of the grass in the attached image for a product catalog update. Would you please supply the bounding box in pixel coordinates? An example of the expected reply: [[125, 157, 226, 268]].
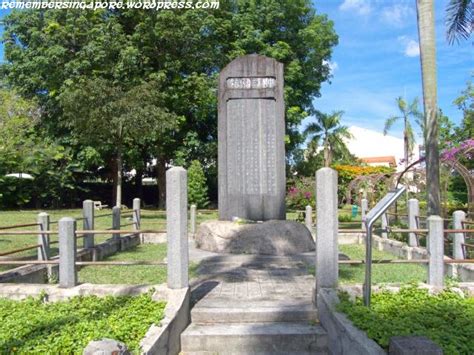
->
[[307, 244, 426, 284], [79, 244, 199, 284], [338, 286, 474, 354], [339, 244, 426, 284], [0, 291, 166, 353]]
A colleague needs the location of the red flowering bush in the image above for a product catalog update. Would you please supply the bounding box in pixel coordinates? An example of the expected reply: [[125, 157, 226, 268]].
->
[[286, 177, 315, 210]]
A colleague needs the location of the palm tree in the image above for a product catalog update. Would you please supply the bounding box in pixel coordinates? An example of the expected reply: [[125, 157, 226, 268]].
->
[[383, 97, 422, 169], [417, 0, 441, 216], [304, 111, 352, 167], [446, 0, 473, 44]]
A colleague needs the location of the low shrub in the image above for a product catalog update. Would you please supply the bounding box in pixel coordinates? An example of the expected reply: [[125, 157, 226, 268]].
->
[[337, 286, 474, 354], [0, 292, 165, 353], [338, 214, 353, 222]]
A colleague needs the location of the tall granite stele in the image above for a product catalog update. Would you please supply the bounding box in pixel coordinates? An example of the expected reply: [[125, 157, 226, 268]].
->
[[218, 54, 286, 221]]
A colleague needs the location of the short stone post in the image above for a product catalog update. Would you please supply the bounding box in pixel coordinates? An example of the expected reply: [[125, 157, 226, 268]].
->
[[112, 206, 121, 240], [167, 167, 189, 289], [83, 200, 95, 249], [408, 198, 419, 247], [381, 213, 389, 239], [37, 212, 50, 260], [133, 198, 141, 230], [427, 215, 444, 287], [59, 217, 77, 288], [361, 198, 368, 230], [316, 168, 338, 296], [305, 205, 313, 233], [190, 204, 197, 238], [453, 210, 466, 260]]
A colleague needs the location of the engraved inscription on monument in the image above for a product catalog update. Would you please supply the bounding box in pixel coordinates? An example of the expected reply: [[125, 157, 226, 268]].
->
[[226, 77, 276, 90], [218, 55, 286, 221]]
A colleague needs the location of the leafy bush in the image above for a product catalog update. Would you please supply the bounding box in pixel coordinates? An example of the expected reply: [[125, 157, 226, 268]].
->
[[286, 177, 315, 210], [338, 214, 353, 222], [337, 286, 474, 354], [187, 160, 210, 208], [0, 292, 165, 353]]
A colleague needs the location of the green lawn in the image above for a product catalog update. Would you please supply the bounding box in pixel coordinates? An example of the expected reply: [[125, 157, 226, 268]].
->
[[0, 292, 165, 353], [308, 244, 426, 284], [79, 244, 168, 284], [78, 244, 199, 284], [338, 244, 426, 284]]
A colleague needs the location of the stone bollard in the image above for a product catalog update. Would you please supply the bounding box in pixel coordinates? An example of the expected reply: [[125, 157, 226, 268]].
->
[[112, 206, 121, 240], [37, 212, 50, 260], [133, 198, 141, 230], [381, 213, 389, 239], [167, 167, 189, 289], [408, 199, 419, 247], [361, 198, 368, 231], [305, 205, 313, 233], [59, 217, 77, 288], [83, 200, 95, 249], [427, 216, 444, 287], [190, 204, 197, 238], [316, 168, 338, 296], [453, 210, 466, 260]]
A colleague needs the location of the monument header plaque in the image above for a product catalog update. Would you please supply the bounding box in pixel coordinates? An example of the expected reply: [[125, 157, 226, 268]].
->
[[218, 55, 286, 221]]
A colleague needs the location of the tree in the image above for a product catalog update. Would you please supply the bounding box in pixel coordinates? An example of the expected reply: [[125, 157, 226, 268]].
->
[[446, 0, 473, 44], [383, 97, 422, 168], [58, 78, 179, 207], [187, 160, 210, 208], [303, 110, 352, 167], [417, 0, 441, 216], [0, 88, 81, 207], [2, 4, 338, 205]]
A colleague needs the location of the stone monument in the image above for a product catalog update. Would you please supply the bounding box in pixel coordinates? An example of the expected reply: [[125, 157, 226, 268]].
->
[[218, 54, 286, 221], [195, 55, 315, 256]]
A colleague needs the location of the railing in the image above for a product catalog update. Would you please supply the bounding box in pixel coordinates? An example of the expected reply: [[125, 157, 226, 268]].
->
[[0, 197, 147, 263]]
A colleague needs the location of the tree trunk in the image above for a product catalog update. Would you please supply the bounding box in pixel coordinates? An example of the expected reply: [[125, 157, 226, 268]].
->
[[417, 0, 441, 216], [323, 139, 330, 167], [115, 148, 122, 208], [135, 167, 143, 202], [156, 155, 166, 209]]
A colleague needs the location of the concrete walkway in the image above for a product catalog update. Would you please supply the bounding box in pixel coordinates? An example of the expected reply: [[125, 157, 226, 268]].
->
[[181, 242, 328, 354]]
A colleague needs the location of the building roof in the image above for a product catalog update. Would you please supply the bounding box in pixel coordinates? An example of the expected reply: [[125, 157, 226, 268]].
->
[[360, 156, 397, 167]]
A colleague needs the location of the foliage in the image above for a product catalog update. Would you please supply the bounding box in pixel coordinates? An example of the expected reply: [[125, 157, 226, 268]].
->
[[187, 160, 210, 208], [384, 97, 422, 166], [303, 110, 352, 167], [446, 0, 473, 44], [337, 286, 474, 354], [334, 165, 394, 204], [0, 292, 165, 353], [338, 214, 353, 222], [2, 2, 338, 205], [286, 177, 315, 210], [0, 88, 83, 208]]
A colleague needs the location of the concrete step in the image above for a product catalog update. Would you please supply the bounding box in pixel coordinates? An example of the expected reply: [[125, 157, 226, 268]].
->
[[180, 322, 328, 354], [192, 303, 318, 324]]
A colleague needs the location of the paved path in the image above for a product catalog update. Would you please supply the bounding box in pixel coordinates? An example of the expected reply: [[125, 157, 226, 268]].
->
[[181, 242, 328, 354]]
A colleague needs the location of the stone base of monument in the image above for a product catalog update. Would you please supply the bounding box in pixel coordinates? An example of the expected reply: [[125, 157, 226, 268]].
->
[[195, 220, 315, 255]]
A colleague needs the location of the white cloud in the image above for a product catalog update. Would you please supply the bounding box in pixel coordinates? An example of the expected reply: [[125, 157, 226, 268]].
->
[[339, 0, 372, 16], [397, 36, 420, 57], [323, 60, 339, 74], [405, 40, 420, 57], [381, 4, 414, 27]]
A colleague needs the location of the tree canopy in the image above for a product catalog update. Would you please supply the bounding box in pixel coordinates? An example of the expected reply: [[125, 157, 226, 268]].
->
[[1, 2, 338, 206]]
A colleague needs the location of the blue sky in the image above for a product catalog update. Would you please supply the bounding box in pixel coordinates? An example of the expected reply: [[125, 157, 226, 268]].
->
[[0, 1, 472, 142], [310, 0, 473, 140]]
